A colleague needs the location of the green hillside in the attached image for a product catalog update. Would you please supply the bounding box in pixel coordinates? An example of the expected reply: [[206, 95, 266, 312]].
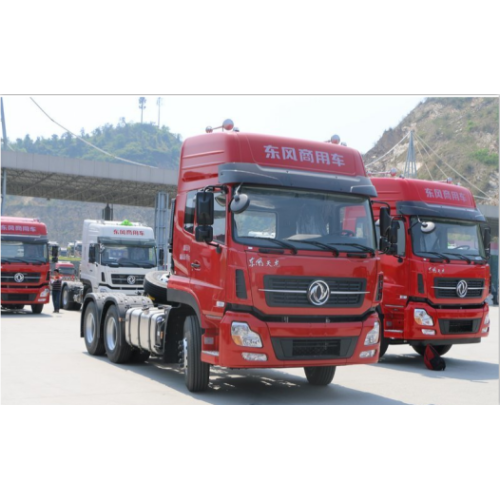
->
[[363, 97, 499, 204]]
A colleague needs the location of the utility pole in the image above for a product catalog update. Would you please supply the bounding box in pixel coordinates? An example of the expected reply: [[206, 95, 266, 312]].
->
[[156, 97, 163, 128], [1, 97, 8, 215], [139, 97, 147, 124]]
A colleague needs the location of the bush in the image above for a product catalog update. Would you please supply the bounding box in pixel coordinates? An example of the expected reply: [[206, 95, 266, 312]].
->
[[471, 149, 499, 166]]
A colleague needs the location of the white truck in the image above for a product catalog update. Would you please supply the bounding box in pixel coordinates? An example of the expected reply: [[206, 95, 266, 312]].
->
[[61, 220, 158, 310]]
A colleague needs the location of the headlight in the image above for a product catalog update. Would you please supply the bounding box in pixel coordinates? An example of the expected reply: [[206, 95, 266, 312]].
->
[[484, 313, 490, 325], [414, 309, 434, 326], [231, 322, 263, 348], [364, 321, 380, 345], [40, 288, 50, 298]]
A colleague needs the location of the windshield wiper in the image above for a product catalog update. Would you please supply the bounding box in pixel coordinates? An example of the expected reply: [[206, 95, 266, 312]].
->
[[328, 243, 376, 256], [295, 240, 339, 257], [420, 251, 450, 263], [247, 237, 298, 255], [28, 259, 47, 265], [441, 252, 472, 264], [1, 257, 30, 264]]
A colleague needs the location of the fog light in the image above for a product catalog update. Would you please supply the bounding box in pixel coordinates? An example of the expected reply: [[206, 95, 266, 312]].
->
[[422, 329, 436, 335], [231, 322, 262, 348], [484, 313, 490, 325], [414, 309, 434, 326], [364, 321, 380, 345], [242, 353, 267, 361], [360, 349, 376, 358], [482, 327, 489, 333], [40, 288, 50, 298]]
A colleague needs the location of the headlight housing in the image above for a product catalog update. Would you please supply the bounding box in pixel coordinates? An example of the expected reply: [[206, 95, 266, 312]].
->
[[414, 309, 434, 326], [231, 322, 263, 348], [364, 321, 380, 345], [484, 312, 490, 325]]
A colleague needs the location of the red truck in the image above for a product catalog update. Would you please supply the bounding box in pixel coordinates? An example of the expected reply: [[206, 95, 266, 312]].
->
[[1, 216, 57, 314], [81, 123, 387, 391], [371, 177, 491, 358]]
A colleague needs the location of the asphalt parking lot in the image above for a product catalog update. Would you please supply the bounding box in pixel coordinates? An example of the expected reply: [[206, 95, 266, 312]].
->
[[1, 301, 498, 405]]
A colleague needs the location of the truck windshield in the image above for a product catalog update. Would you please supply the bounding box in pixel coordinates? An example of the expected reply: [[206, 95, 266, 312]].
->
[[57, 268, 75, 276], [1, 240, 48, 264], [232, 186, 376, 253], [410, 216, 486, 260], [100, 244, 157, 268]]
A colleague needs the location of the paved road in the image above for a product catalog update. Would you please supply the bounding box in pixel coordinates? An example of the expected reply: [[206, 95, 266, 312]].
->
[[1, 301, 498, 405]]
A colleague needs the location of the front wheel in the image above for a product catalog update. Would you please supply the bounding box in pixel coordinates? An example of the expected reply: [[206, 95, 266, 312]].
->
[[412, 344, 452, 356], [62, 286, 71, 310], [31, 304, 43, 314], [183, 316, 210, 392], [83, 301, 105, 355], [304, 366, 336, 386], [103, 305, 132, 364]]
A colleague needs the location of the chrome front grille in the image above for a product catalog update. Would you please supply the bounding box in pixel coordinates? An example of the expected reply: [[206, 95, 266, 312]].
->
[[433, 278, 484, 299]]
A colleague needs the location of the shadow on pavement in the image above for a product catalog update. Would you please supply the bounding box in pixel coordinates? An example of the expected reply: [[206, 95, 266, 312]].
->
[[84, 352, 407, 405], [373, 352, 499, 383]]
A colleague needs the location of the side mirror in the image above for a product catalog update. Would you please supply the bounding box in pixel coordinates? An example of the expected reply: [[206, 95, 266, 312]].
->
[[195, 225, 213, 243], [196, 191, 214, 226], [482, 226, 491, 259], [89, 245, 96, 264], [378, 207, 393, 254], [230, 192, 250, 214]]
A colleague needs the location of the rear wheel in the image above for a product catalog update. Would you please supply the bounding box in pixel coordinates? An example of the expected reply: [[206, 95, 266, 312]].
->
[[103, 305, 132, 363], [83, 301, 105, 355], [304, 366, 336, 386], [31, 304, 43, 314], [412, 344, 452, 356], [144, 271, 169, 304], [183, 315, 210, 392]]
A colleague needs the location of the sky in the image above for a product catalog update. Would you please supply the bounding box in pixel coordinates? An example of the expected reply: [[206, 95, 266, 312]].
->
[[1, 95, 426, 155]]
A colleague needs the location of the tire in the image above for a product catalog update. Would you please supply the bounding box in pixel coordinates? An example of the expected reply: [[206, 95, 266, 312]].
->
[[31, 304, 44, 314], [130, 350, 150, 363], [61, 286, 71, 310], [412, 344, 452, 356], [183, 315, 210, 392], [304, 366, 336, 386], [83, 301, 105, 355], [103, 305, 132, 364], [144, 271, 169, 304]]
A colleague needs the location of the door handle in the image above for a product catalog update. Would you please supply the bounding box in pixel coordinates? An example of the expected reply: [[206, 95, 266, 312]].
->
[[191, 262, 201, 269]]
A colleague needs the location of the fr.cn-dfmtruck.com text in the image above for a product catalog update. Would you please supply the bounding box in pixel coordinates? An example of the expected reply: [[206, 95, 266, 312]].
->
[[268, 471, 491, 491]]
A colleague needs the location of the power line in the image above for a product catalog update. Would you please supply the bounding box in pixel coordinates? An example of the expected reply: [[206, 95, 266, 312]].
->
[[364, 132, 410, 168], [416, 136, 449, 180], [414, 139, 434, 180], [415, 132, 490, 199], [29, 97, 158, 169]]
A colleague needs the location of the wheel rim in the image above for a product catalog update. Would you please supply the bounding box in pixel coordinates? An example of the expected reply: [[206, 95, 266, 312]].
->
[[84, 310, 96, 343], [62, 289, 68, 307], [105, 315, 118, 351]]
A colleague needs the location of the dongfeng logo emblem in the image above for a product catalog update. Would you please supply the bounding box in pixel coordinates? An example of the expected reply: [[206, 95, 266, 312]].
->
[[307, 280, 330, 306], [127, 275, 136, 285], [14, 273, 25, 283], [456, 280, 468, 298]]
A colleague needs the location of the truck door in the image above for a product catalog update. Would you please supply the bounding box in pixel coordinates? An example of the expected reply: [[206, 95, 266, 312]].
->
[[189, 191, 228, 324], [379, 217, 408, 334]]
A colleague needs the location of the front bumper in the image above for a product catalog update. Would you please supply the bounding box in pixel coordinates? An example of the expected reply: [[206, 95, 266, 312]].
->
[[404, 301, 489, 345], [1, 286, 51, 305], [201, 311, 380, 368]]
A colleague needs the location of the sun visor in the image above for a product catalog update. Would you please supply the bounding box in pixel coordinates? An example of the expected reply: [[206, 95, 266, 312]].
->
[[218, 162, 377, 197], [396, 201, 486, 222], [0, 234, 49, 244], [98, 237, 156, 246]]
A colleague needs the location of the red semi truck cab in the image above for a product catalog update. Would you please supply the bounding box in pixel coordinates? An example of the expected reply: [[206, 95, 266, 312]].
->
[[81, 126, 385, 392], [371, 177, 491, 357], [1, 217, 52, 314], [169, 130, 383, 380]]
